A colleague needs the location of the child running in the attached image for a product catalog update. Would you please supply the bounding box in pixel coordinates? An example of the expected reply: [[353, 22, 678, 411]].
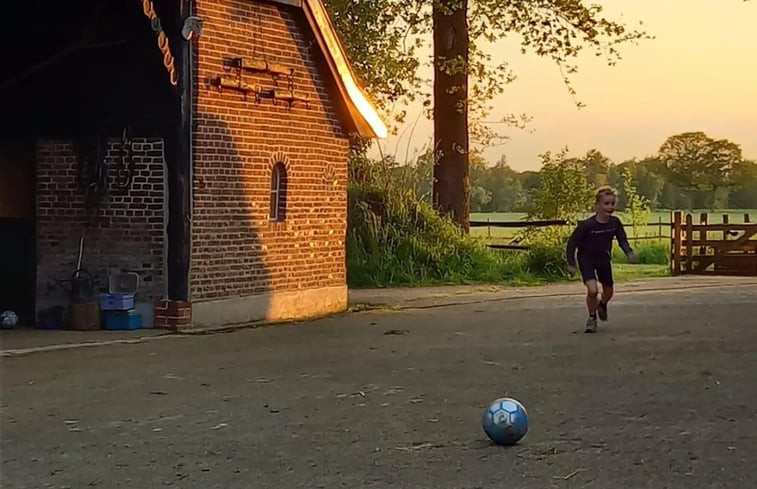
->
[[566, 186, 636, 333]]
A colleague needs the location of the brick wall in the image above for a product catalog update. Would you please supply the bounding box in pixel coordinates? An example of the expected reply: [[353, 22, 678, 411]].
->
[[36, 139, 166, 309], [191, 0, 350, 301]]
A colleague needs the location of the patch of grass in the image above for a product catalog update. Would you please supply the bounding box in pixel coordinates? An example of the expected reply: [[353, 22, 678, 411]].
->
[[348, 190, 674, 289], [613, 240, 670, 265], [613, 264, 670, 281], [347, 183, 539, 288]]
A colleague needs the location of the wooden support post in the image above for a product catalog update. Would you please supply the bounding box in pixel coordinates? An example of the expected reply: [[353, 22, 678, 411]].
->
[[658, 216, 663, 240], [672, 211, 682, 275], [685, 213, 693, 273], [487, 217, 491, 238], [745, 213, 751, 224], [699, 213, 707, 256], [166, 0, 193, 302], [722, 214, 729, 242]]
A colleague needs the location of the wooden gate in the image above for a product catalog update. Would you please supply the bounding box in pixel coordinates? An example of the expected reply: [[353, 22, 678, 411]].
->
[[671, 211, 757, 276]]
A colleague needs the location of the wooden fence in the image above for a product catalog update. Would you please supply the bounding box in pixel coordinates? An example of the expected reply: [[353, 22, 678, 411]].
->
[[671, 212, 757, 276], [471, 217, 671, 251], [470, 219, 565, 250]]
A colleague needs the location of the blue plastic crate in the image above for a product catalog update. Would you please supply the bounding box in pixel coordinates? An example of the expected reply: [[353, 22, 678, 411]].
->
[[100, 293, 135, 311], [104, 311, 142, 330]]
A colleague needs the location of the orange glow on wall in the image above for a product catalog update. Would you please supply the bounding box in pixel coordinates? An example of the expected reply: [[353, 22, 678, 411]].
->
[[305, 0, 388, 139]]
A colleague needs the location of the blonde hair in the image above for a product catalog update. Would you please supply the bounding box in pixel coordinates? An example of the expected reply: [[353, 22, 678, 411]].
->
[[594, 185, 618, 204]]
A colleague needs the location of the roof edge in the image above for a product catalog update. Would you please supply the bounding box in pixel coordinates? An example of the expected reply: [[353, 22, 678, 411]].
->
[[292, 0, 388, 139]]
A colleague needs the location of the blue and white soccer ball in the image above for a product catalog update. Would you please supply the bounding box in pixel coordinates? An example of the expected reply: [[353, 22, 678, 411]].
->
[[1, 310, 19, 329], [482, 397, 529, 445]]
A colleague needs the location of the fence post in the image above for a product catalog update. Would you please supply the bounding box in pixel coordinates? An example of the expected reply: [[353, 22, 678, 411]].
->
[[723, 214, 729, 242], [487, 217, 491, 238], [699, 213, 708, 256], [672, 211, 682, 275], [745, 213, 751, 224], [685, 213, 694, 273], [658, 216, 663, 240]]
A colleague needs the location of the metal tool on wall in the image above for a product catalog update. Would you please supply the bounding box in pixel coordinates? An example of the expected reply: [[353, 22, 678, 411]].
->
[[76, 134, 109, 210], [113, 125, 135, 191]]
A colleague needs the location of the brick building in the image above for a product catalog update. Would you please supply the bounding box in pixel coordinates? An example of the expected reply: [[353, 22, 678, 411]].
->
[[0, 0, 385, 330]]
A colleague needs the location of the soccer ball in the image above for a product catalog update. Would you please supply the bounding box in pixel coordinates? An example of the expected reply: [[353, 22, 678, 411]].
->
[[1, 310, 19, 329], [482, 397, 529, 445]]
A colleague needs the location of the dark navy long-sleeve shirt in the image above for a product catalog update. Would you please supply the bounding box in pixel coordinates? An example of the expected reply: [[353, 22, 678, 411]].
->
[[566, 215, 633, 266]]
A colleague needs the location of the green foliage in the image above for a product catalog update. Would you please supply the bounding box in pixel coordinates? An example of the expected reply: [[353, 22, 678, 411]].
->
[[324, 0, 650, 148], [474, 155, 526, 212], [526, 148, 594, 223], [575, 149, 611, 187], [612, 241, 669, 265], [621, 166, 652, 235], [347, 156, 525, 287], [524, 227, 573, 280], [345, 142, 755, 288], [729, 160, 757, 209], [369, 137, 757, 216], [323, 0, 422, 129], [658, 132, 745, 209]]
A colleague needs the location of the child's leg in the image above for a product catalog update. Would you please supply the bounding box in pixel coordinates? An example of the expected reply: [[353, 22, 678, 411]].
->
[[577, 257, 600, 331], [601, 283, 614, 304], [596, 261, 614, 321], [585, 279, 599, 316]]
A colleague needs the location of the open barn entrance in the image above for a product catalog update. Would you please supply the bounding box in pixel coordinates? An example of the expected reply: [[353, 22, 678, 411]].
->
[[0, 0, 182, 326]]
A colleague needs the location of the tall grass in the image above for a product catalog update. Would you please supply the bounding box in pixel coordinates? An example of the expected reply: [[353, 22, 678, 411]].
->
[[347, 181, 535, 287], [346, 156, 670, 288], [612, 240, 669, 264]]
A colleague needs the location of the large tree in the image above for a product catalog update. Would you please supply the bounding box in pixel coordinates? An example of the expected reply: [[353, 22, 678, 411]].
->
[[325, 1, 650, 229], [433, 0, 470, 227], [324, 0, 423, 126], [569, 149, 613, 187], [482, 155, 525, 212], [658, 131, 744, 209], [431, 1, 649, 230], [613, 157, 666, 209], [729, 159, 757, 209]]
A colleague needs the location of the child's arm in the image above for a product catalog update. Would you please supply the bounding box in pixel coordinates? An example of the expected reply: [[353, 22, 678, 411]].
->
[[615, 220, 636, 262], [565, 221, 587, 271]]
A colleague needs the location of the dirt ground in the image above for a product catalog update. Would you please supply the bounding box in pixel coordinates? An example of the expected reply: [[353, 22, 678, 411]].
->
[[1, 281, 756, 488]]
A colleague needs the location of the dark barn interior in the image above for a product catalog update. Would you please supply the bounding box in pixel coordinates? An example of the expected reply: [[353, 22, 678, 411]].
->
[[0, 0, 181, 324]]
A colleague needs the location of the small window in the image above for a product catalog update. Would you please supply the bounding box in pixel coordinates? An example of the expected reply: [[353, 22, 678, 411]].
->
[[269, 162, 287, 221]]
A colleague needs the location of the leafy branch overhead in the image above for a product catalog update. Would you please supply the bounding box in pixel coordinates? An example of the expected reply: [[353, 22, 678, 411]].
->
[[325, 0, 652, 141]]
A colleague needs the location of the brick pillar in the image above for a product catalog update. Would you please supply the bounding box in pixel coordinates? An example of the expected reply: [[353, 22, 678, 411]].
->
[[155, 299, 192, 331]]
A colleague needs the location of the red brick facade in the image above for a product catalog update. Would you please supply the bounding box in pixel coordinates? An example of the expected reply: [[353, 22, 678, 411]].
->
[[154, 299, 192, 330], [36, 140, 166, 310], [31, 1, 362, 330], [191, 0, 350, 302]]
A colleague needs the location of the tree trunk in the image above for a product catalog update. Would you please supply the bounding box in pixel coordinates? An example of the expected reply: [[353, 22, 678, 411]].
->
[[432, 0, 470, 232]]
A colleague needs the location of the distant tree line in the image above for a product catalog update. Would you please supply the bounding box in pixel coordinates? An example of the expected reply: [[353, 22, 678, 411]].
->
[[389, 132, 757, 212]]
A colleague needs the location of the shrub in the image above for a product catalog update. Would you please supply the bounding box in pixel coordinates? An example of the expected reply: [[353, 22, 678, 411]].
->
[[347, 181, 512, 287], [523, 226, 572, 280], [612, 240, 669, 265]]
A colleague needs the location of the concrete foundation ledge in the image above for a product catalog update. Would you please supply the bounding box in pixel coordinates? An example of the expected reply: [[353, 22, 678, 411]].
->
[[191, 285, 348, 329]]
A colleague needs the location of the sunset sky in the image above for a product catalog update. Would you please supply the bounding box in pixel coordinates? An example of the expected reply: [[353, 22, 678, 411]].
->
[[374, 0, 757, 171]]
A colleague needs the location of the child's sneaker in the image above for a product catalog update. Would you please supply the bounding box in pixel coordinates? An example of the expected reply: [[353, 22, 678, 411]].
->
[[585, 316, 598, 333], [598, 301, 608, 321]]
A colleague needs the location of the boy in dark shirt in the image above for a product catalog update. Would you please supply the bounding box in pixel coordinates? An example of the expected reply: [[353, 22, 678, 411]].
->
[[566, 186, 636, 333]]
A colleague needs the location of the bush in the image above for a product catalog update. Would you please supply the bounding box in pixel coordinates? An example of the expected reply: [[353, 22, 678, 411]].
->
[[612, 240, 669, 265], [347, 181, 517, 287], [524, 227, 571, 280]]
